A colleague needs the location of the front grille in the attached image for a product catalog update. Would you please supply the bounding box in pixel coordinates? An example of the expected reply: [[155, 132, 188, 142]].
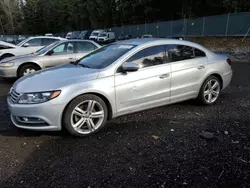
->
[[9, 89, 20, 103]]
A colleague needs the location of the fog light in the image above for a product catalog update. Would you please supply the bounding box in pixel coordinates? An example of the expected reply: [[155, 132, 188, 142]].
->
[[23, 117, 28, 122], [17, 117, 46, 124]]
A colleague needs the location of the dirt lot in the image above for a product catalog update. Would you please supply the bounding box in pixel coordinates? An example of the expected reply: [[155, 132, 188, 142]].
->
[[0, 62, 249, 188]]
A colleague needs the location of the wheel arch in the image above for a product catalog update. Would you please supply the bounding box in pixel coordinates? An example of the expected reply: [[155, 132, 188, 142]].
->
[[61, 92, 114, 126], [16, 62, 42, 77], [205, 73, 223, 89], [0, 53, 15, 59]]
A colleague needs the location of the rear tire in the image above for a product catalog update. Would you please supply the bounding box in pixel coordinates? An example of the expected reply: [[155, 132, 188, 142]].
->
[[197, 76, 221, 105], [63, 94, 108, 137], [18, 64, 39, 78]]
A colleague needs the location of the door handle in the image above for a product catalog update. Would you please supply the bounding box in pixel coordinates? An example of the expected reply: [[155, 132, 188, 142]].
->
[[197, 65, 205, 70], [159, 73, 170, 79], [68, 58, 74, 60]]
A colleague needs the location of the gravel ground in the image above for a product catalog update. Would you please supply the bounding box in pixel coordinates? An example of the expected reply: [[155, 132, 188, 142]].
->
[[0, 62, 249, 188]]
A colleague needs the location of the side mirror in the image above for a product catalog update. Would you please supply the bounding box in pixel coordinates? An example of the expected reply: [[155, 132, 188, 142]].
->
[[47, 50, 54, 56], [121, 62, 139, 72], [23, 43, 29, 47]]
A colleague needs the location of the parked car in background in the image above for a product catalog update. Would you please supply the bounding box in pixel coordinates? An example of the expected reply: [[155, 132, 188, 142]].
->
[[97, 32, 116, 44], [0, 36, 16, 44], [5, 36, 16, 44], [45, 33, 53, 36], [77, 30, 93, 39], [16, 35, 27, 44], [0, 41, 16, 50], [66, 32, 72, 39], [118, 34, 132, 41], [0, 40, 100, 78], [66, 31, 81, 39], [0, 35, 6, 41], [0, 36, 65, 60], [71, 31, 81, 39], [7, 39, 232, 136], [142, 34, 153, 38], [89, 30, 105, 41]]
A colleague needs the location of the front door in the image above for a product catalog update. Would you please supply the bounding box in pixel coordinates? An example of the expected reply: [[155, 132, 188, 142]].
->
[[42, 42, 76, 68], [115, 45, 171, 116], [166, 45, 207, 103]]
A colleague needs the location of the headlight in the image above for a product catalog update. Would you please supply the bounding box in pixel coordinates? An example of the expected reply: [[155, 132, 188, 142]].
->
[[18, 90, 61, 104], [0, 62, 14, 67]]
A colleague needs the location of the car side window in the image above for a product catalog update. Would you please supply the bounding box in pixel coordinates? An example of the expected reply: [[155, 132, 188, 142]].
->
[[23, 38, 42, 47], [194, 48, 206, 57], [42, 38, 59, 46], [52, 42, 74, 55], [126, 45, 166, 68], [75, 42, 97, 53], [166, 45, 196, 62]]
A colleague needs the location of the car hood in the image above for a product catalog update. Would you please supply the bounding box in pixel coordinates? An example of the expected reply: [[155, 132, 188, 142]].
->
[[13, 64, 100, 93], [0, 41, 17, 48], [1, 54, 36, 63]]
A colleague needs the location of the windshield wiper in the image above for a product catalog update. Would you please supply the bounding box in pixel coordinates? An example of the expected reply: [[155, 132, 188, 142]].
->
[[69, 61, 78, 65], [77, 64, 90, 68], [69, 60, 89, 68]]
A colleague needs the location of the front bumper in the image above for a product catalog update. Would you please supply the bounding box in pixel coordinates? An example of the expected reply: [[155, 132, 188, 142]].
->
[[0, 66, 18, 78], [7, 97, 64, 131]]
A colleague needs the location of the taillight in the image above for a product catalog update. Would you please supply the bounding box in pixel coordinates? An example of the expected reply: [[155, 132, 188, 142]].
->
[[226, 58, 232, 66]]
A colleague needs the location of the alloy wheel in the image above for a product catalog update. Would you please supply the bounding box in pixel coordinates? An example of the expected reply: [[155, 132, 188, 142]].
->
[[23, 68, 36, 76], [70, 100, 105, 134], [203, 79, 220, 104]]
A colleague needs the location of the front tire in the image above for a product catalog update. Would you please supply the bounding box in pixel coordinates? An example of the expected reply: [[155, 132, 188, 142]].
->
[[63, 94, 108, 137], [18, 64, 39, 78], [197, 76, 221, 105]]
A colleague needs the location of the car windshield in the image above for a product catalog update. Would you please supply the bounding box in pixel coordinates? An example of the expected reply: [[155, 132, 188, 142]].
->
[[17, 37, 30, 46], [77, 44, 136, 69], [33, 41, 60, 55], [99, 33, 107, 37]]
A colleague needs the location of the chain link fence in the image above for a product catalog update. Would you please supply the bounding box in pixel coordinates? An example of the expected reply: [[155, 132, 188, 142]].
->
[[0, 12, 250, 41], [107, 12, 250, 38]]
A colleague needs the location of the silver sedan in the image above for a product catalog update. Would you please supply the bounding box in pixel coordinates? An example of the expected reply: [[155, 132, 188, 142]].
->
[[8, 39, 233, 136], [0, 40, 101, 78]]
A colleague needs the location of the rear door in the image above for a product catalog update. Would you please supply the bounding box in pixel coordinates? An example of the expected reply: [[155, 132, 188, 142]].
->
[[167, 45, 207, 103], [41, 41, 76, 68], [115, 45, 171, 115], [74, 41, 98, 60]]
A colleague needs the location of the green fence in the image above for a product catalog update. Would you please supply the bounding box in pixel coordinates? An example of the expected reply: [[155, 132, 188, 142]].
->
[[107, 12, 250, 38]]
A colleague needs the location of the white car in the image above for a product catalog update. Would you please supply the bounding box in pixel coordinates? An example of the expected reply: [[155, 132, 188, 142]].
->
[[97, 32, 116, 43], [0, 36, 66, 60], [0, 41, 17, 50], [89, 30, 105, 41], [66, 32, 72, 39], [142, 34, 153, 38]]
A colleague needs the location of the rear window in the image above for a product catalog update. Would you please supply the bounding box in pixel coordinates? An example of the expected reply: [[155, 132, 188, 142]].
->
[[194, 48, 206, 57]]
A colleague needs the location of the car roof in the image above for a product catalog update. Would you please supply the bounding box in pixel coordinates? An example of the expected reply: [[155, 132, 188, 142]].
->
[[115, 38, 214, 56], [116, 38, 200, 47], [28, 36, 66, 40], [57, 39, 101, 47]]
